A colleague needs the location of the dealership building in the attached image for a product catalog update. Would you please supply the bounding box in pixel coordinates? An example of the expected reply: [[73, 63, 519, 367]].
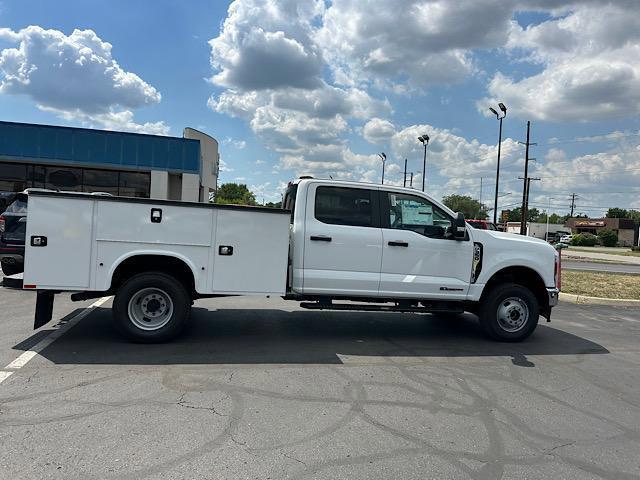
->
[[565, 217, 638, 247], [0, 121, 219, 202]]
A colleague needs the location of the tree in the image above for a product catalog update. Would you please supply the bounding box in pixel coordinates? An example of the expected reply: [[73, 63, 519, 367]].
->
[[598, 228, 618, 247], [538, 212, 564, 224], [441, 195, 487, 219], [264, 201, 282, 208], [527, 208, 542, 223], [606, 208, 629, 218], [214, 183, 256, 205]]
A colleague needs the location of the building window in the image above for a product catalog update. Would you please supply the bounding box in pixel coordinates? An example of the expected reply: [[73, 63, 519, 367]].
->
[[119, 171, 150, 197], [0, 163, 28, 191], [45, 166, 82, 191], [0, 161, 151, 197], [83, 169, 119, 195]]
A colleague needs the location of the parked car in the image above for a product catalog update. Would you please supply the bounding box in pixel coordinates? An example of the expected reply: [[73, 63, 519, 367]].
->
[[23, 179, 560, 343], [467, 219, 497, 230], [559, 234, 573, 244], [0, 192, 28, 276], [0, 189, 112, 276], [0, 191, 18, 214]]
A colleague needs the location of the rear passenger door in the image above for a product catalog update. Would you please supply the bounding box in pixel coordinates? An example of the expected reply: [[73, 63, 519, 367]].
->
[[302, 184, 383, 296]]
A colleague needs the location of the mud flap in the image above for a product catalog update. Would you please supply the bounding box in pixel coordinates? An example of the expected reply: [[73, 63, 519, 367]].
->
[[34, 291, 55, 329]]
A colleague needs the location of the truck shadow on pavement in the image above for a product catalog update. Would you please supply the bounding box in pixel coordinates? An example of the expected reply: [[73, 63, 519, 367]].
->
[[22, 306, 609, 367]]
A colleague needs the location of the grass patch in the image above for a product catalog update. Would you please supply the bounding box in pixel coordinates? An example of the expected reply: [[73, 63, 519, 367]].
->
[[562, 271, 640, 299], [569, 246, 640, 257]]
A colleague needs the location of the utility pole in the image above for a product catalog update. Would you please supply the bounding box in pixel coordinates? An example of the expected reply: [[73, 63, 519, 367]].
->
[[403, 158, 408, 187], [410, 172, 414, 188], [518, 121, 536, 235], [569, 193, 577, 217], [518, 176, 540, 235], [479, 177, 483, 207]]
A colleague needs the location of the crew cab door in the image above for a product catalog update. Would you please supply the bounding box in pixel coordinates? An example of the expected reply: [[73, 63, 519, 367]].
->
[[302, 184, 382, 296], [379, 190, 472, 300]]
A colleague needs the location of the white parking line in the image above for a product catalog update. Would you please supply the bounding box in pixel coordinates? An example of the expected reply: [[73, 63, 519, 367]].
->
[[0, 296, 110, 386]]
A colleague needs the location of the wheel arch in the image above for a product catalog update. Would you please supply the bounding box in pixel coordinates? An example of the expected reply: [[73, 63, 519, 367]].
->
[[480, 265, 549, 315], [109, 252, 197, 295]]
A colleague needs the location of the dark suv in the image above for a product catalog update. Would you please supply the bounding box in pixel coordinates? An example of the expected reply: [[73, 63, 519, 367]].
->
[[0, 192, 27, 276]]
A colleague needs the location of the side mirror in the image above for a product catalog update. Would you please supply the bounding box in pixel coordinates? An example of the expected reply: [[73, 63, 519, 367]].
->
[[453, 213, 466, 240]]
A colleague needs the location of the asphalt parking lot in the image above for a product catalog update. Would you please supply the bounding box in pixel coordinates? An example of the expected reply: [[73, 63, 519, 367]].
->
[[1, 285, 639, 480]]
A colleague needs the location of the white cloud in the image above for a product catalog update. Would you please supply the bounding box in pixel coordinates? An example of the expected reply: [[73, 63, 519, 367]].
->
[[0, 26, 166, 134], [363, 118, 396, 144], [209, 0, 325, 90], [317, 0, 513, 90], [482, 4, 640, 121], [219, 159, 234, 172], [223, 137, 247, 149], [40, 107, 170, 136]]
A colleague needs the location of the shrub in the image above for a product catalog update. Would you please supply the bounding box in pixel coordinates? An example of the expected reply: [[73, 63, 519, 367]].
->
[[570, 233, 597, 246], [597, 228, 618, 247]]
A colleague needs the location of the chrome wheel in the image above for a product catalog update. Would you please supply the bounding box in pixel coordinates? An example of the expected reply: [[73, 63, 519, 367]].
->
[[496, 297, 529, 333], [127, 287, 174, 331]]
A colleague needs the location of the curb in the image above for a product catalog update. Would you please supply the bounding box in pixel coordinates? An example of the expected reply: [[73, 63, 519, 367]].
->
[[559, 292, 640, 306]]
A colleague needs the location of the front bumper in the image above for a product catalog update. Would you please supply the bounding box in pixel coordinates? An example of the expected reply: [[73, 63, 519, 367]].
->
[[547, 287, 559, 307]]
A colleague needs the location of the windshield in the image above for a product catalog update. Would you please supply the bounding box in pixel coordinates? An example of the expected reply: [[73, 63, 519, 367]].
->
[[5, 197, 27, 214]]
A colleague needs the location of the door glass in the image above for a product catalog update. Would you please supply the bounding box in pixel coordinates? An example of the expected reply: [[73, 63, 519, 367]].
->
[[315, 186, 373, 227], [387, 193, 452, 238]]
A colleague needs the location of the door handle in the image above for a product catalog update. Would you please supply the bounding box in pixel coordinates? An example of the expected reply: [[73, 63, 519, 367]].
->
[[310, 235, 332, 242], [388, 241, 409, 247]]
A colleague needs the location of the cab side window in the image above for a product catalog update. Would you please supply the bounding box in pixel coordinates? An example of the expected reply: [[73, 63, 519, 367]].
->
[[386, 192, 452, 238], [315, 186, 374, 227]]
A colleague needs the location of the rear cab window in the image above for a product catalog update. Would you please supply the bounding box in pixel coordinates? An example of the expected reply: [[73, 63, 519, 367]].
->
[[283, 183, 298, 224], [314, 186, 377, 227]]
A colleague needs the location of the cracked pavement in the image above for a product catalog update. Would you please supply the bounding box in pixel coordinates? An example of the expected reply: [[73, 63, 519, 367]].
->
[[0, 291, 639, 479]]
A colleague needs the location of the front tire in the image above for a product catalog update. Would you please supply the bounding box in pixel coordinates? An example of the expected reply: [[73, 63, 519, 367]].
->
[[478, 283, 539, 342], [112, 272, 191, 343]]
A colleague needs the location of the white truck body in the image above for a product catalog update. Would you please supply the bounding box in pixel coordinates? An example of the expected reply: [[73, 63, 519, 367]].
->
[[22, 179, 560, 342], [24, 194, 290, 295]]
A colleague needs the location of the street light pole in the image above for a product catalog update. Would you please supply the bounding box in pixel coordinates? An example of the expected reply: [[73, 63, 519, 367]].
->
[[418, 135, 429, 192], [489, 103, 507, 226], [378, 152, 386, 184]]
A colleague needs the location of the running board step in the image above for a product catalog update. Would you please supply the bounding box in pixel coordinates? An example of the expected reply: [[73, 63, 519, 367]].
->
[[299, 302, 463, 314]]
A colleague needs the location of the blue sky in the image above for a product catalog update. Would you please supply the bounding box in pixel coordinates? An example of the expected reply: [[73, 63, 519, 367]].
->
[[1, 0, 640, 216]]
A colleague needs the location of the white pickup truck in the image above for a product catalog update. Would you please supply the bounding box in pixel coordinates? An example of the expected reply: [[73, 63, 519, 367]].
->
[[22, 178, 559, 342]]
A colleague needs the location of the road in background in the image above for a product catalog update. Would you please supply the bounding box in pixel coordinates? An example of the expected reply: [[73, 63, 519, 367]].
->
[[563, 260, 640, 274], [1, 289, 640, 479], [564, 249, 640, 265]]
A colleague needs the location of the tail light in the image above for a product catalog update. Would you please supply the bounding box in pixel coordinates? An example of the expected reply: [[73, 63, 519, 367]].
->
[[0, 215, 5, 233], [555, 251, 562, 290]]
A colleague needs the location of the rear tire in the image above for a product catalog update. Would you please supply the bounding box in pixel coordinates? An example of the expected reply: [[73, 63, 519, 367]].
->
[[478, 283, 539, 342], [112, 272, 191, 343]]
